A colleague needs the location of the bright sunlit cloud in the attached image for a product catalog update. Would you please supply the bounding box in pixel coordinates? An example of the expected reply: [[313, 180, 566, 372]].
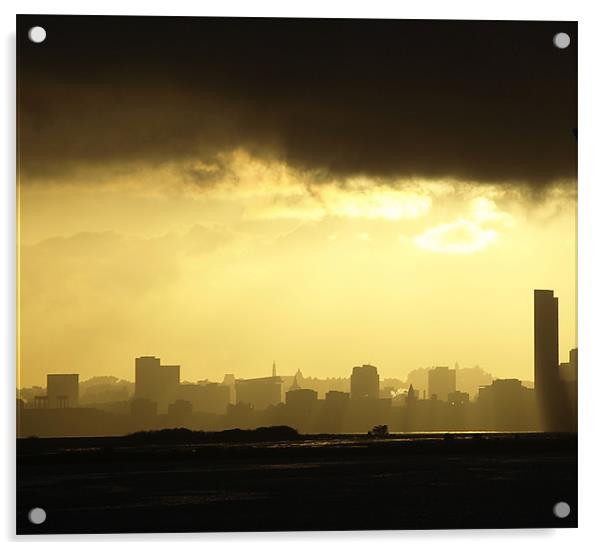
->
[[470, 197, 514, 226], [414, 218, 498, 254], [413, 194, 515, 254]]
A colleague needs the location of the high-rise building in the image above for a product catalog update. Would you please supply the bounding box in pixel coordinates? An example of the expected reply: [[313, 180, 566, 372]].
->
[[534, 290, 559, 396], [47, 373, 79, 408], [134, 356, 180, 413], [428, 367, 456, 401], [350, 364, 379, 400], [533, 290, 573, 431]]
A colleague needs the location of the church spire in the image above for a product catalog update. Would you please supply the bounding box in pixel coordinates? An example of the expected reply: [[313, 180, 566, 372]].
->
[[272, 360, 276, 378]]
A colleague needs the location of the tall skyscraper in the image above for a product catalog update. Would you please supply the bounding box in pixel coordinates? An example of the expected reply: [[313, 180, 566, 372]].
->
[[534, 290, 559, 398], [534, 289, 566, 431]]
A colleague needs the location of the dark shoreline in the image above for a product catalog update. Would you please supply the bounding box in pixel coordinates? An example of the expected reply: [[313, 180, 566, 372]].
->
[[18, 431, 577, 534]]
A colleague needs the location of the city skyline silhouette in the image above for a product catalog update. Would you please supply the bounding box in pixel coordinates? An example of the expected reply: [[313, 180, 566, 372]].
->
[[17, 288, 577, 436]]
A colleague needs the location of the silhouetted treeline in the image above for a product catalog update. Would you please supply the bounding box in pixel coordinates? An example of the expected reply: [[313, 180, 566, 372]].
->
[[124, 425, 299, 444]]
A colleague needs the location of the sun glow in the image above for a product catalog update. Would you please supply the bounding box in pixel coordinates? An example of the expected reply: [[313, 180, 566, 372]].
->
[[414, 219, 498, 254]]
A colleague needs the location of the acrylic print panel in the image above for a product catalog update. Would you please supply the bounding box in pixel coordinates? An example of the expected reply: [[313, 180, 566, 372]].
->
[[16, 15, 577, 533]]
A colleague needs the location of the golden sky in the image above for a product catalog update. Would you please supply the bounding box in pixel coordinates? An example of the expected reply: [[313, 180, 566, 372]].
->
[[17, 150, 577, 387], [16, 17, 577, 388]]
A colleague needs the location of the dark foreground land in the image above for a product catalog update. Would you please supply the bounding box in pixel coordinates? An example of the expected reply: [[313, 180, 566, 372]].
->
[[17, 429, 577, 534]]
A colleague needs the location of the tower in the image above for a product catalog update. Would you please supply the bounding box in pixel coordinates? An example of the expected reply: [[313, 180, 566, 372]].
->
[[534, 290, 565, 430], [534, 290, 559, 397], [272, 360, 276, 378]]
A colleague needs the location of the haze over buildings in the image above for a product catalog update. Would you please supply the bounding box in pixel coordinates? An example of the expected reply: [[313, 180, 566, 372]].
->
[[17, 289, 578, 437]]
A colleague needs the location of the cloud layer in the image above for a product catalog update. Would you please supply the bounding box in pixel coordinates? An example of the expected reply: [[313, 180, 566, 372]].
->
[[18, 16, 577, 187]]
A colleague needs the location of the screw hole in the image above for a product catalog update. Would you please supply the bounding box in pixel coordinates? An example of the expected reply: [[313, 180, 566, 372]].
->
[[28, 507, 46, 524], [28, 26, 46, 44], [553, 501, 570, 518], [553, 32, 570, 49]]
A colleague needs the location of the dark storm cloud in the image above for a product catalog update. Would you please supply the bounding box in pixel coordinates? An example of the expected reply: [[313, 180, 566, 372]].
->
[[17, 16, 577, 186]]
